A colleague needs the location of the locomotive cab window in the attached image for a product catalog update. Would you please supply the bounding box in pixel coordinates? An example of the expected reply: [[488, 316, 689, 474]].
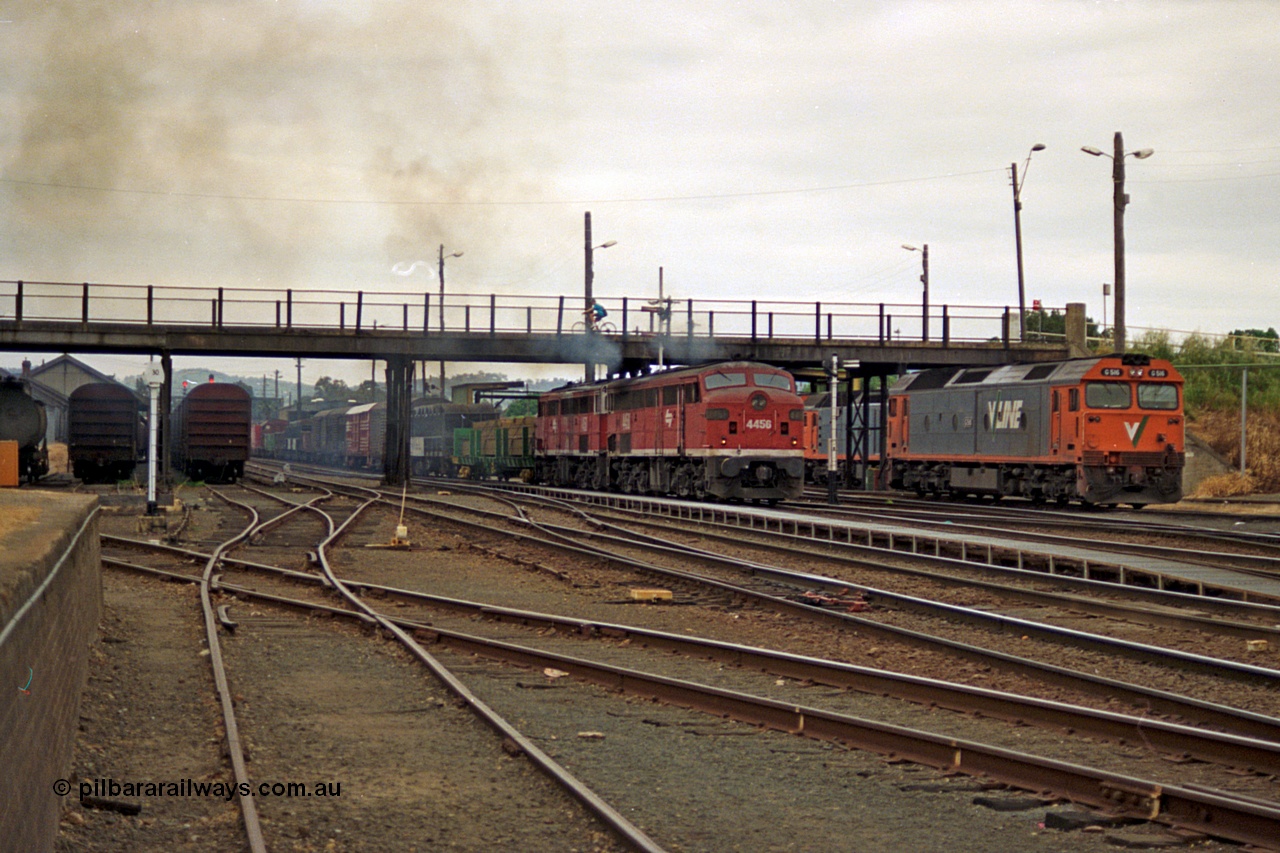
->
[[752, 373, 793, 391], [1068, 388, 1080, 411], [1137, 383, 1179, 410], [1085, 382, 1131, 409], [704, 372, 746, 390]]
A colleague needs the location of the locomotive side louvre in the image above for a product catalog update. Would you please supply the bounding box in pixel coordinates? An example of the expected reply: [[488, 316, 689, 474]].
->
[[68, 382, 143, 483], [172, 382, 252, 483], [885, 355, 1184, 505]]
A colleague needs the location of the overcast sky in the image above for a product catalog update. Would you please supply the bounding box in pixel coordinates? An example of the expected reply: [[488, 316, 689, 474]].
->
[[2, 1, 1277, 386]]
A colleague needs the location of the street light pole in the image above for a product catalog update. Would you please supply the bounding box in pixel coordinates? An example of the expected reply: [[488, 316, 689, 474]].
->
[[583, 211, 616, 382], [437, 244, 463, 401], [1011, 143, 1046, 340], [901, 244, 929, 341], [1082, 132, 1152, 355]]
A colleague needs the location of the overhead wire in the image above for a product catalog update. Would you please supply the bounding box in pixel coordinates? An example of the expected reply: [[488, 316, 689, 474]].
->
[[0, 169, 1005, 207]]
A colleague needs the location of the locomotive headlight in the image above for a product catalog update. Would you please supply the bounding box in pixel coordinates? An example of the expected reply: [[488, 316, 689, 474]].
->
[[750, 393, 767, 411]]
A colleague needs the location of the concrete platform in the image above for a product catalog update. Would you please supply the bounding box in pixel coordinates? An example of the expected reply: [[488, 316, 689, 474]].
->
[[0, 491, 100, 852]]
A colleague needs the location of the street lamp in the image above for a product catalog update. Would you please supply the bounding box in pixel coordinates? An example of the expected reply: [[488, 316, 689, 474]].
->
[[438, 244, 463, 401], [901, 244, 929, 341], [1082, 132, 1153, 354], [583, 211, 616, 382], [1011, 143, 1046, 340]]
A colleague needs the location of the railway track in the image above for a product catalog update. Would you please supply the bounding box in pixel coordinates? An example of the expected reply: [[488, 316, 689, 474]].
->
[[95, 481, 660, 852], [102, 484, 1280, 848], [344, 480, 1280, 679], [192, 466, 1280, 847], [250, 465, 1280, 682], [101, 536, 1280, 773], [801, 487, 1280, 555]]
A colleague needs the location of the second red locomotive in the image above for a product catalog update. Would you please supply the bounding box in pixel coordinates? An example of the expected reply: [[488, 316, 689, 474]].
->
[[536, 361, 806, 502]]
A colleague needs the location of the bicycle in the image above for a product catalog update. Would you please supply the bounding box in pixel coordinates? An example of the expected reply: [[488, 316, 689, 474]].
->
[[571, 310, 616, 335]]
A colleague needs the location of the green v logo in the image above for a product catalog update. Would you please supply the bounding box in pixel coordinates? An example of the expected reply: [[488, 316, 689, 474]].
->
[[1124, 416, 1149, 447]]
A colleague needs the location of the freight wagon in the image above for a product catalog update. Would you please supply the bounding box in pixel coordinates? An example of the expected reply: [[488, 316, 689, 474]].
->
[[68, 382, 143, 483], [171, 382, 252, 483]]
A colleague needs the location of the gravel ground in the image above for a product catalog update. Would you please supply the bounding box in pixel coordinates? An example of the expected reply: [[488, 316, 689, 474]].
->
[[61, 493, 628, 852], [323, 502, 1258, 850], [56, 488, 1259, 850]]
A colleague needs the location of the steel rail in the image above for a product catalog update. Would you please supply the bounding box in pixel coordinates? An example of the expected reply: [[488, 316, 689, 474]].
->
[[521, 512, 1280, 687], [802, 489, 1280, 549], [196, 489, 268, 853], [229, 472, 1280, 735], [400, 631, 1280, 850], [545, 498, 1280, 638], [99, 553, 1280, 851], [102, 551, 1280, 773], [506, 491, 1280, 637], [486, 481, 1280, 604], [296, 494, 670, 853], [798, 500, 1280, 574], [369, 492, 1280, 738], [101, 536, 1280, 746], [429, 480, 1280, 633]]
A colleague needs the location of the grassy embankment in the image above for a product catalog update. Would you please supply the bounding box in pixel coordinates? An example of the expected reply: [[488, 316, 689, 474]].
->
[[1132, 331, 1280, 496]]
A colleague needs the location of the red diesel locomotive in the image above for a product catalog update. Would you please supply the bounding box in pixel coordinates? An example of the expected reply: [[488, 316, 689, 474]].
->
[[882, 354, 1184, 506], [535, 362, 806, 502]]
